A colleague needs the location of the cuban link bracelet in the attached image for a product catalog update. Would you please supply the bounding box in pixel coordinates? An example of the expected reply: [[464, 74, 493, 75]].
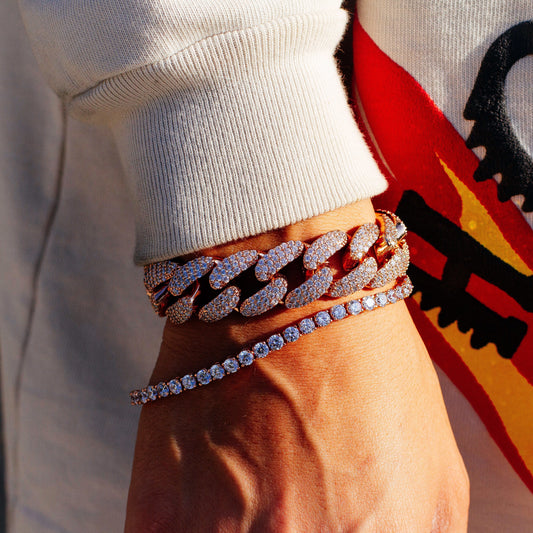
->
[[130, 276, 414, 406]]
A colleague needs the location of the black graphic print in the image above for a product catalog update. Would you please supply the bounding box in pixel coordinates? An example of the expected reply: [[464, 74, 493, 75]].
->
[[397, 190, 531, 358], [464, 21, 533, 212]]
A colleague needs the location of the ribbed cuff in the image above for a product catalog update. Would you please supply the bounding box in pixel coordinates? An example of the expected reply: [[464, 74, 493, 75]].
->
[[69, 10, 387, 264]]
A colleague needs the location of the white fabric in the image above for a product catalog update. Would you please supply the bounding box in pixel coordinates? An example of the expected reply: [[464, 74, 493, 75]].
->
[[18, 0, 387, 263], [2, 0, 532, 531]]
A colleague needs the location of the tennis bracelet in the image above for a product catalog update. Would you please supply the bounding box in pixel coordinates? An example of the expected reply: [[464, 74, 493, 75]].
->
[[130, 275, 413, 406]]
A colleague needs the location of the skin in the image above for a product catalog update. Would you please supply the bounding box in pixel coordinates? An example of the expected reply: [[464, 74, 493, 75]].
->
[[124, 200, 470, 532]]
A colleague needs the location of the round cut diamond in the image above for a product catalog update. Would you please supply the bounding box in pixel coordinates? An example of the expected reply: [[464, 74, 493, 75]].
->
[[147, 385, 158, 401], [402, 284, 412, 297], [283, 326, 300, 343], [253, 342, 270, 358], [238, 350, 254, 366], [168, 379, 182, 395], [387, 290, 398, 304], [140, 390, 149, 404], [157, 382, 170, 398], [181, 374, 197, 390], [330, 304, 347, 320], [347, 300, 362, 315], [196, 369, 212, 385], [375, 293, 388, 307], [209, 364, 225, 380], [223, 357, 240, 373], [267, 334, 284, 351], [299, 318, 315, 334], [362, 296, 376, 310], [315, 310, 331, 327]]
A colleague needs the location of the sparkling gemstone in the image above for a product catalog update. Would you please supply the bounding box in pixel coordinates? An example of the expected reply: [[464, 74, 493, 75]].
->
[[315, 310, 331, 327], [368, 242, 410, 289], [130, 390, 140, 405], [329, 257, 378, 297], [285, 267, 333, 309], [347, 300, 362, 315], [240, 276, 288, 317], [375, 293, 388, 307], [222, 358, 240, 373], [146, 385, 158, 401], [402, 283, 413, 297], [387, 289, 398, 303], [299, 318, 315, 334], [238, 350, 254, 366], [330, 304, 347, 320], [143, 261, 178, 292], [198, 285, 240, 322], [181, 374, 197, 390], [303, 230, 348, 270], [140, 390, 149, 404], [209, 250, 259, 289], [210, 364, 225, 380], [255, 241, 304, 281], [196, 369, 212, 386], [168, 379, 183, 395], [362, 296, 376, 310], [157, 382, 170, 398], [283, 326, 300, 343], [267, 334, 284, 351], [348, 223, 380, 262], [168, 256, 215, 296], [253, 342, 270, 358], [166, 296, 195, 325], [395, 287, 404, 300]]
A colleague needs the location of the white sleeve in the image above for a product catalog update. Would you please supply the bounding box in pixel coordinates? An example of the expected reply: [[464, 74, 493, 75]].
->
[[18, 0, 387, 264]]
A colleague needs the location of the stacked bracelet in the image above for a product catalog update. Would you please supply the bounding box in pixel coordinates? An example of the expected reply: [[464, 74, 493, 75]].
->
[[130, 275, 413, 406], [143, 210, 409, 325]]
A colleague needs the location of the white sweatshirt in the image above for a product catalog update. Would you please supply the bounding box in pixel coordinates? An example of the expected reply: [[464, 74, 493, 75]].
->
[[18, 0, 387, 264]]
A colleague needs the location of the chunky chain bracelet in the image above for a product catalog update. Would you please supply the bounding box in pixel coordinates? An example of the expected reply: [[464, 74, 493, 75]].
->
[[143, 210, 409, 325]]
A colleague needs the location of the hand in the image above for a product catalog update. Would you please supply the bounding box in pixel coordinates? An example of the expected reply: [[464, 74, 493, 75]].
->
[[124, 202, 470, 532]]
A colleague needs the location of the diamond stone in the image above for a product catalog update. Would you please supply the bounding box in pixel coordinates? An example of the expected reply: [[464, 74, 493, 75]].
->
[[375, 293, 388, 307], [240, 276, 288, 317], [222, 358, 240, 373], [362, 296, 376, 310], [157, 382, 170, 398], [330, 304, 347, 320], [181, 374, 197, 390], [168, 379, 183, 395], [196, 369, 212, 385], [348, 223, 380, 262], [253, 342, 270, 358], [285, 267, 333, 309], [303, 230, 348, 270], [368, 242, 410, 289], [140, 390, 149, 404], [198, 285, 240, 322], [267, 334, 284, 351], [168, 256, 215, 296], [255, 241, 304, 281], [347, 300, 362, 315], [143, 261, 178, 292], [329, 256, 378, 297], [238, 350, 254, 366], [166, 296, 195, 325], [130, 390, 140, 405], [209, 249, 259, 289], [387, 289, 398, 303], [209, 364, 225, 380], [315, 310, 331, 327], [146, 386, 158, 401], [283, 326, 300, 343], [299, 318, 315, 334]]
